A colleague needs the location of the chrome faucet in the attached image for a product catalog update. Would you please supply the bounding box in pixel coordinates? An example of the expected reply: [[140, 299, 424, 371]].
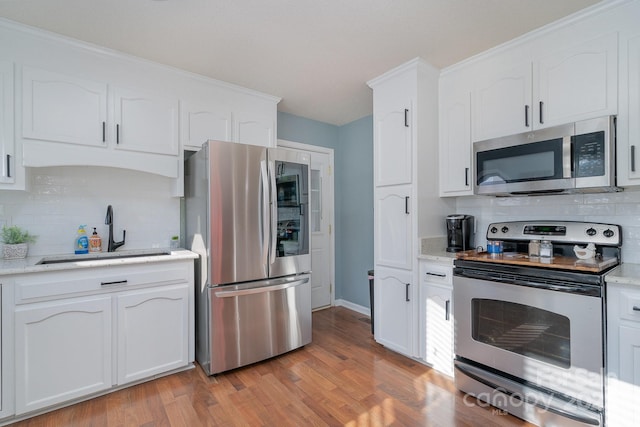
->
[[105, 204, 126, 252]]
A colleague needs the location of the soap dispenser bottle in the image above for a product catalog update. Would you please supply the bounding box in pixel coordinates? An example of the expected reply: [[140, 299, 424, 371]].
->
[[74, 225, 89, 254], [89, 227, 102, 253]]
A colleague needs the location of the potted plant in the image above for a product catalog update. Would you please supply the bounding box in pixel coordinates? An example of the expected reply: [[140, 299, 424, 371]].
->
[[1, 225, 37, 260]]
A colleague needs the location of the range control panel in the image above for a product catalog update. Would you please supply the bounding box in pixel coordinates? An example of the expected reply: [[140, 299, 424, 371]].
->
[[486, 221, 621, 246]]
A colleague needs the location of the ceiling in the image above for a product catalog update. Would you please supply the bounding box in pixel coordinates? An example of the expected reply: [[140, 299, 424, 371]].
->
[[0, 0, 602, 126]]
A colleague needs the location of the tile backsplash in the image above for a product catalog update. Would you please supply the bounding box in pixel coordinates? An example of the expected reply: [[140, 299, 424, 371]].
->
[[0, 166, 180, 256], [456, 189, 640, 264]]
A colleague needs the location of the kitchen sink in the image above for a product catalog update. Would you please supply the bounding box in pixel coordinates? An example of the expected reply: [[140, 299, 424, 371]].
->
[[36, 250, 172, 265]]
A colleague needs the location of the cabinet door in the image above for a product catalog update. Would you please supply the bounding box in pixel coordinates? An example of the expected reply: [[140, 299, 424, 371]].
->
[[374, 185, 412, 270], [180, 100, 232, 150], [374, 267, 413, 356], [116, 284, 190, 385], [14, 296, 112, 415], [608, 324, 640, 427], [22, 66, 107, 146], [374, 100, 413, 186], [472, 62, 532, 141], [534, 32, 618, 129], [424, 283, 453, 376], [618, 34, 640, 185], [440, 90, 473, 195], [0, 61, 14, 185], [234, 110, 275, 148], [113, 86, 179, 155]]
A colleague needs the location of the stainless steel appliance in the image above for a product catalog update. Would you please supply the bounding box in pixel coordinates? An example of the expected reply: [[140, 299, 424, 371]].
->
[[446, 214, 474, 252], [474, 116, 617, 196], [453, 221, 621, 427], [185, 140, 312, 375]]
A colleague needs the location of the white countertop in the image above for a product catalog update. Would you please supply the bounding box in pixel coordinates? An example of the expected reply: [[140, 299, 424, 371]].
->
[[605, 263, 640, 287], [0, 248, 199, 276]]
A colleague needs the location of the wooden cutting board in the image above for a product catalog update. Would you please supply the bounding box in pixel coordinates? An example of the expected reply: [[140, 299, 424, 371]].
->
[[455, 250, 618, 273]]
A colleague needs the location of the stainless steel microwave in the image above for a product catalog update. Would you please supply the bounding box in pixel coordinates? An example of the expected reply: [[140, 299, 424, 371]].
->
[[473, 116, 618, 196]]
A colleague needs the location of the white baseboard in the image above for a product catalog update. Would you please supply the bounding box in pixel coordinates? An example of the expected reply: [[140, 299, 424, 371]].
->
[[334, 299, 370, 317]]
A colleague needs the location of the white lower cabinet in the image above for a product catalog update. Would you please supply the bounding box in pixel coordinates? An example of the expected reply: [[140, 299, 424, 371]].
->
[[419, 260, 454, 377], [374, 267, 415, 357], [14, 296, 113, 415], [116, 284, 190, 385], [607, 282, 640, 426], [6, 258, 194, 420]]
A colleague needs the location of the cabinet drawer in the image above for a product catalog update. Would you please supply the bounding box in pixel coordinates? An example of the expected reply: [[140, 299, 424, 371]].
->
[[421, 263, 453, 286], [619, 290, 640, 322], [14, 261, 191, 304]]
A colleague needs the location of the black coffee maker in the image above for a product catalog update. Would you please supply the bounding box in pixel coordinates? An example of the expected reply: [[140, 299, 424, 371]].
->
[[446, 214, 474, 252]]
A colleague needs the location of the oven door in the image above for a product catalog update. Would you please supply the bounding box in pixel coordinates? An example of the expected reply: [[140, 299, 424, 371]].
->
[[453, 275, 604, 409]]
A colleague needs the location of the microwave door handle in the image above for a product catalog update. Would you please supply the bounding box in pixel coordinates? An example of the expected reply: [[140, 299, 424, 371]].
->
[[562, 136, 572, 178]]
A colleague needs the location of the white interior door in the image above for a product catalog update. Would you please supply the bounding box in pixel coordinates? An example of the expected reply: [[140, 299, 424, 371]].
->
[[310, 152, 332, 309], [277, 140, 334, 310]]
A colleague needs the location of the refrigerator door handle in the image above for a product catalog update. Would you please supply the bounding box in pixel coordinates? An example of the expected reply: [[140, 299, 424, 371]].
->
[[260, 159, 270, 267], [269, 159, 278, 264], [214, 277, 310, 298]]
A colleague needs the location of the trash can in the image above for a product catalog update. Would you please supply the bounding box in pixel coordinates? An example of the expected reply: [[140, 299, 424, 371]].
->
[[368, 269, 374, 334]]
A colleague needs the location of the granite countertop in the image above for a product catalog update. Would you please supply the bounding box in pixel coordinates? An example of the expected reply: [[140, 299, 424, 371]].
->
[[605, 263, 640, 287], [0, 248, 199, 276], [418, 236, 457, 265]]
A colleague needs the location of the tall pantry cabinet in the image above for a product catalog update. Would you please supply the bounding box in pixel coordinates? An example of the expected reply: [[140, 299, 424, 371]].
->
[[367, 58, 451, 358]]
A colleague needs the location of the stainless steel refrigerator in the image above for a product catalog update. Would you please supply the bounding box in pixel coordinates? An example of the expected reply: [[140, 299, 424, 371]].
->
[[185, 140, 312, 375]]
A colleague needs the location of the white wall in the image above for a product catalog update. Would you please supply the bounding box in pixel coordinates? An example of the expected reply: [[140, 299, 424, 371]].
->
[[0, 167, 180, 256], [456, 189, 640, 264]]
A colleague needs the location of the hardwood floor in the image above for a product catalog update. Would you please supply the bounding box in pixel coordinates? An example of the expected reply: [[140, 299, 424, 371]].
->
[[11, 307, 532, 426]]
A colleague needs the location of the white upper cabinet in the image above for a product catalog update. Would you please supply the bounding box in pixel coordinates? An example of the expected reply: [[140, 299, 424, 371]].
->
[[534, 32, 618, 128], [440, 85, 473, 196], [372, 73, 413, 187], [235, 109, 275, 148], [22, 66, 108, 147], [617, 32, 640, 186], [113, 86, 178, 155], [472, 62, 532, 141], [180, 100, 232, 150], [2, 19, 279, 180], [471, 32, 618, 142], [0, 60, 16, 188]]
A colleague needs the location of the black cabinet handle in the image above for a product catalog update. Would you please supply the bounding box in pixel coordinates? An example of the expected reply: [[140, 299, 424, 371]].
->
[[633, 306, 640, 312], [116, 124, 120, 144], [5, 154, 10, 178], [101, 280, 128, 286], [445, 300, 450, 321], [525, 105, 530, 127], [405, 283, 410, 302], [539, 101, 544, 124], [632, 145, 636, 173], [404, 109, 409, 127], [405, 196, 409, 214], [426, 272, 447, 278], [102, 121, 106, 142], [464, 167, 469, 186]]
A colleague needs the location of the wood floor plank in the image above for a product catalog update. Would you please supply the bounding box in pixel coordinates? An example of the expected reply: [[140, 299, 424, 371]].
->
[[9, 306, 533, 427]]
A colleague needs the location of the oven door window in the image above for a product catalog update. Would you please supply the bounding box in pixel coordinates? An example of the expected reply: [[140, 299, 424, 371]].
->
[[476, 139, 563, 186], [471, 298, 570, 369]]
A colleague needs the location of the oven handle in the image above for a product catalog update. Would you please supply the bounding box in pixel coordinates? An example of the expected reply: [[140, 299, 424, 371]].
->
[[455, 269, 601, 297], [455, 362, 601, 426]]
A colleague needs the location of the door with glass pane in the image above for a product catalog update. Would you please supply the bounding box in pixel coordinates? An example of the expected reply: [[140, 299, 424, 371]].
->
[[310, 152, 332, 308]]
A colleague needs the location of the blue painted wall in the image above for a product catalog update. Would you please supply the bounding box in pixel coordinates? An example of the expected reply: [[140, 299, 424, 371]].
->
[[278, 112, 374, 309]]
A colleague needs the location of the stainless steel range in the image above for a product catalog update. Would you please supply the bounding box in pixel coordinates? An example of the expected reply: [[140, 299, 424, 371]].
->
[[453, 221, 621, 427]]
